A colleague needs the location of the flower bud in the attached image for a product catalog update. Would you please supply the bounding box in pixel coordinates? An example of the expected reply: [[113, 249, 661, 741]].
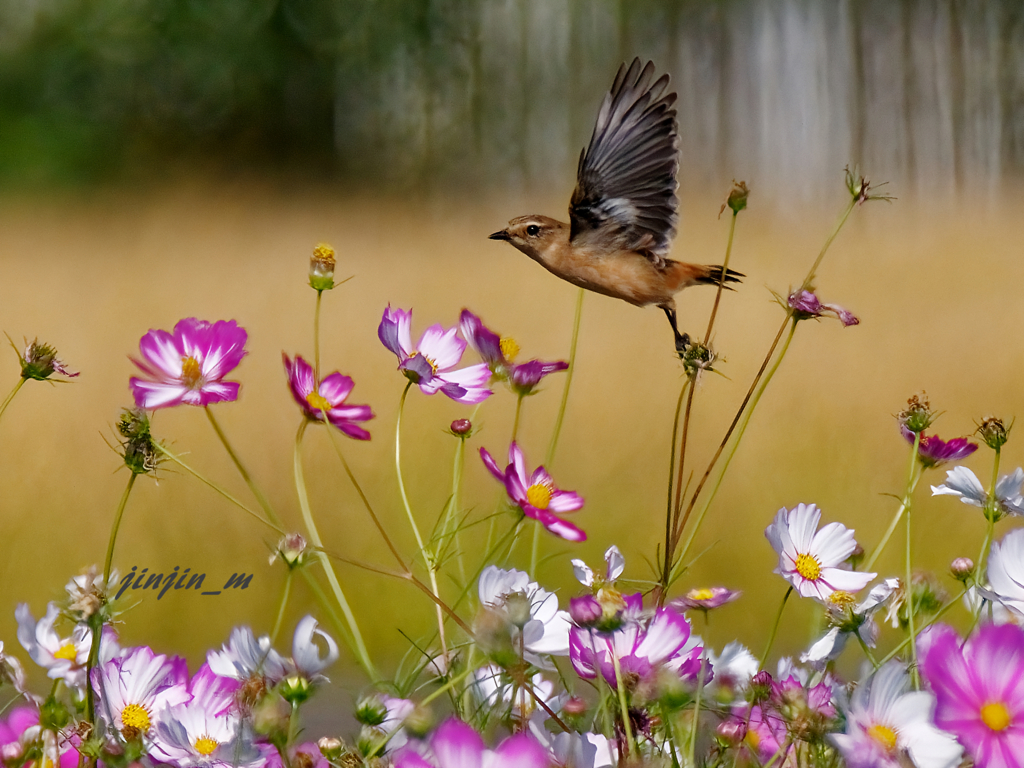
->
[[569, 595, 602, 626], [309, 243, 336, 291], [253, 692, 291, 738], [563, 697, 587, 716], [401, 705, 434, 739], [977, 416, 1010, 451], [356, 725, 384, 758], [950, 557, 975, 582], [502, 591, 533, 629], [449, 418, 472, 437], [749, 670, 773, 702], [355, 695, 388, 727], [16, 338, 78, 381], [117, 408, 160, 475], [679, 339, 715, 378], [716, 718, 746, 745], [1, 743, 23, 762], [318, 737, 345, 761], [897, 393, 934, 434], [270, 533, 308, 568], [725, 180, 749, 215], [279, 674, 312, 705]]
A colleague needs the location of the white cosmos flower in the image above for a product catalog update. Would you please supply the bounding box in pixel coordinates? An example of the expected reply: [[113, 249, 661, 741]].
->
[[571, 546, 624, 588], [931, 465, 1024, 516], [765, 503, 876, 601], [802, 578, 900, 666], [472, 664, 559, 723], [533, 730, 616, 768], [291, 615, 338, 680], [478, 566, 571, 665], [16, 603, 91, 688], [982, 529, 1024, 620], [207, 626, 288, 684], [832, 662, 962, 768], [708, 642, 758, 702]]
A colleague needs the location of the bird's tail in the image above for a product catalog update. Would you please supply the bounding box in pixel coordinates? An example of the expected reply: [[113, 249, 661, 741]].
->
[[694, 264, 744, 289]]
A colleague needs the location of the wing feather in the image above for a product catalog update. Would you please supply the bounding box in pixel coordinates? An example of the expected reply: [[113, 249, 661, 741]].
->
[[569, 59, 679, 262]]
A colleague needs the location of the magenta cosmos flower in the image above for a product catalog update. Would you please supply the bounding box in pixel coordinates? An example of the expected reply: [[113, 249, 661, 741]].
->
[[130, 318, 247, 409], [921, 622, 1024, 767], [378, 306, 491, 404], [480, 441, 585, 542], [900, 425, 978, 469], [394, 718, 549, 768], [671, 586, 741, 612], [765, 503, 875, 601], [283, 354, 373, 440], [787, 289, 859, 327], [459, 309, 567, 395]]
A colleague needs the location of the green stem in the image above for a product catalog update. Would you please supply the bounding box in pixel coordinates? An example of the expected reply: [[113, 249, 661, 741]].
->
[[800, 196, 857, 291], [444, 436, 468, 584], [394, 381, 448, 658], [904, 431, 921, 690], [511, 394, 524, 445], [874, 587, 967, 670], [863, 468, 922, 572], [0, 378, 25, 423], [313, 290, 323, 382], [759, 587, 792, 669], [103, 474, 137, 584], [661, 379, 691, 602], [611, 652, 636, 757], [975, 446, 1003, 592], [271, 569, 293, 645], [688, 655, 708, 768], [855, 630, 879, 670], [545, 286, 584, 467], [293, 420, 376, 679], [703, 211, 738, 344], [206, 407, 281, 527]]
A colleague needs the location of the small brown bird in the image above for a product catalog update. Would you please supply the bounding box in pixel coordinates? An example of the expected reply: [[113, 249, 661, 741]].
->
[[489, 58, 741, 351]]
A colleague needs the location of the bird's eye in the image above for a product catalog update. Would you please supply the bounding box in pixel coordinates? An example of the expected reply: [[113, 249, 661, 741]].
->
[[526, 224, 540, 237]]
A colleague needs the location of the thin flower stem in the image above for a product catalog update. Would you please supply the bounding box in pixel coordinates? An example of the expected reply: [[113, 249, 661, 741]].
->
[[873, 587, 968, 671], [854, 630, 879, 670], [443, 436, 468, 584], [394, 382, 449, 659], [863, 467, 922, 572], [102, 474, 137, 584], [611, 652, 637, 757], [759, 586, 793, 669], [313, 289, 323, 382], [0, 377, 25, 423], [294, 420, 377, 679], [904, 431, 922, 690], [661, 378, 691, 600], [688, 655, 709, 768], [671, 381, 698, 532], [703, 210, 738, 344], [545, 286, 584, 467], [511, 394, 524, 445], [800, 196, 857, 291], [206, 407, 281, 527], [671, 319, 798, 583], [270, 569, 293, 645], [975, 446, 1003, 595]]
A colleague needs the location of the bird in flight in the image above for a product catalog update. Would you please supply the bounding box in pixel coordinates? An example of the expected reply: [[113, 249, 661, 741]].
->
[[489, 59, 741, 352]]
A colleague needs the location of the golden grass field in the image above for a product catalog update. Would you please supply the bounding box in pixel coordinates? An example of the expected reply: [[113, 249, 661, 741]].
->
[[1, 176, 1022, 711]]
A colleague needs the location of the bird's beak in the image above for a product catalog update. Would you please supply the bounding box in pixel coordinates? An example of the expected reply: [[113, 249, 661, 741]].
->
[[488, 230, 511, 241]]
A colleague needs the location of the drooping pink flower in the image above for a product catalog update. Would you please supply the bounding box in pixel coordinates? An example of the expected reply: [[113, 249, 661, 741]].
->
[[459, 309, 567, 395], [671, 587, 742, 612], [901, 426, 978, 469], [787, 290, 858, 326], [130, 318, 247, 409], [764, 503, 875, 601], [283, 353, 373, 440], [480, 441, 585, 542], [921, 622, 1024, 767], [378, 306, 491, 404], [394, 718, 549, 768]]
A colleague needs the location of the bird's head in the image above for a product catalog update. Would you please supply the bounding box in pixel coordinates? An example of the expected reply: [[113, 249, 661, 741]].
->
[[488, 215, 566, 263]]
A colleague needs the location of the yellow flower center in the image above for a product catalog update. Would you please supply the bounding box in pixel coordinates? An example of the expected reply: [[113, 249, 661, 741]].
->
[[181, 356, 203, 388], [306, 391, 332, 412], [194, 736, 219, 756], [867, 723, 897, 752], [53, 643, 78, 661], [981, 702, 1012, 731], [795, 552, 822, 581], [120, 702, 151, 735], [744, 729, 760, 749], [526, 483, 552, 510], [500, 337, 520, 362], [312, 243, 335, 264], [828, 590, 855, 607], [688, 588, 715, 601]]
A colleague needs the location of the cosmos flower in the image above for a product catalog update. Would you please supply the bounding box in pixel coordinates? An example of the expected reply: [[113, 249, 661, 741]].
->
[[787, 290, 858, 326], [290, 615, 339, 681], [671, 586, 741, 613], [571, 546, 624, 588], [921, 622, 1024, 767], [533, 730, 616, 768], [901, 426, 978, 469], [378, 306, 491, 404], [393, 718, 549, 768], [983, 529, 1024, 619], [91, 645, 191, 748], [15, 603, 91, 689], [832, 661, 961, 768], [765, 503, 876, 601], [207, 626, 289, 686], [129, 318, 247, 409], [282, 353, 373, 439], [470, 664, 559, 723], [931, 465, 1024, 518], [481, 441, 585, 542], [801, 578, 900, 666], [478, 566, 571, 665], [14, 338, 78, 381], [458, 310, 567, 395]]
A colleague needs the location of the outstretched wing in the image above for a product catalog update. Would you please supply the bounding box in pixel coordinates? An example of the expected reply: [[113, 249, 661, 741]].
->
[[569, 59, 679, 263]]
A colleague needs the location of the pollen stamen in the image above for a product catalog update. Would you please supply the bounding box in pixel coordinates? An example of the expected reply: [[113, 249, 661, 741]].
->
[[181, 356, 203, 388], [500, 337, 520, 362], [981, 701, 1011, 731], [120, 702, 152, 737], [53, 643, 78, 661], [526, 483, 552, 510], [194, 736, 219, 756], [867, 723, 897, 751], [306, 391, 332, 412], [794, 552, 822, 581]]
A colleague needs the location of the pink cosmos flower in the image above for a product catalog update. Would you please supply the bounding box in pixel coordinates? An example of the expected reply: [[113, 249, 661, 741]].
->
[[901, 426, 978, 469], [394, 718, 549, 768], [283, 353, 373, 440], [130, 318, 247, 409], [569, 597, 703, 687], [921, 622, 1024, 767], [480, 441, 585, 542], [765, 503, 876, 601], [787, 290, 859, 326], [378, 306, 491, 404], [459, 309, 567, 395], [671, 586, 742, 612]]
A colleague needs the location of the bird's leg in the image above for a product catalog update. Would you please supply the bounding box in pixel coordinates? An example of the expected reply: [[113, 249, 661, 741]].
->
[[661, 305, 690, 355]]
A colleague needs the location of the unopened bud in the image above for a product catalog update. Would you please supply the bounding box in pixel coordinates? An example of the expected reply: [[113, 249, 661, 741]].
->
[[716, 719, 746, 745], [503, 592, 533, 629], [318, 737, 345, 761], [449, 418, 472, 437], [279, 673, 312, 704], [270, 533, 308, 568], [750, 670, 773, 701], [253, 692, 290, 737], [355, 695, 388, 727], [950, 557, 975, 582], [293, 752, 315, 768], [309, 243, 336, 291], [977, 416, 1009, 451], [16, 337, 78, 381], [563, 696, 587, 716], [1, 743, 23, 761], [401, 705, 433, 739], [117, 408, 160, 475], [356, 725, 384, 758], [897, 392, 934, 434], [569, 595, 602, 626], [725, 180, 749, 215]]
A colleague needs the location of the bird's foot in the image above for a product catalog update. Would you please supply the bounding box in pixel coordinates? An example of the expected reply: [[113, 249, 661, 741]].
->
[[674, 331, 691, 358]]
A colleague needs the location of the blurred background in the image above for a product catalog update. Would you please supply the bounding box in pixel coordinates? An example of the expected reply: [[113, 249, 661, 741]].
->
[[2, 0, 1024, 733]]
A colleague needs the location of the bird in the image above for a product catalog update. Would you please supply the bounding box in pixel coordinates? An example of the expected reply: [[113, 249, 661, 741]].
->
[[489, 58, 742, 352]]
